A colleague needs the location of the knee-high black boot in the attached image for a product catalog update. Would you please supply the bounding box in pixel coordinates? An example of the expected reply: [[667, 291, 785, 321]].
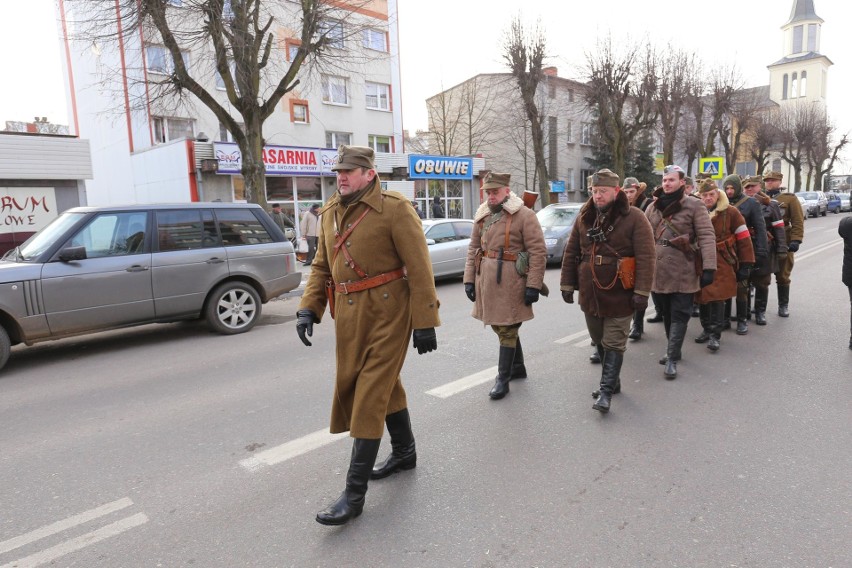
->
[[754, 286, 768, 325], [736, 299, 749, 335], [665, 321, 687, 380], [707, 302, 725, 352], [695, 303, 711, 343], [489, 345, 515, 400], [593, 351, 623, 413], [629, 309, 645, 340], [778, 284, 790, 317], [372, 408, 416, 480], [317, 438, 381, 525], [510, 338, 527, 380]]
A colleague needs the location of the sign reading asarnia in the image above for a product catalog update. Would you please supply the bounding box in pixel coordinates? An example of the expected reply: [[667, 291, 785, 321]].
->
[[408, 155, 473, 180], [214, 142, 338, 176]]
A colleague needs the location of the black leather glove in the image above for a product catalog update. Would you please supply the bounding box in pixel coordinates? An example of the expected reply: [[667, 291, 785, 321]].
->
[[787, 240, 800, 253], [412, 328, 437, 354], [562, 290, 574, 304], [296, 309, 318, 346], [699, 269, 715, 288], [464, 282, 476, 302], [524, 287, 540, 306], [735, 263, 753, 282], [631, 294, 649, 311]]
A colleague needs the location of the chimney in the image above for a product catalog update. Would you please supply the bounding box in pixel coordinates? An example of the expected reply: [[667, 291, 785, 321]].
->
[[543, 66, 558, 77]]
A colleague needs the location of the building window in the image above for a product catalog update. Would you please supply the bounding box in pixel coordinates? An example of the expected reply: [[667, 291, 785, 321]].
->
[[290, 99, 309, 123], [368, 135, 391, 153], [214, 60, 236, 90], [321, 75, 349, 105], [362, 28, 387, 52], [793, 25, 803, 53], [568, 89, 574, 102], [326, 131, 351, 149], [807, 23, 817, 52], [580, 169, 594, 191], [146, 45, 189, 75], [565, 120, 573, 143], [800, 70, 807, 97], [167, 0, 183, 6], [547, 82, 556, 98], [566, 168, 574, 190], [548, 116, 558, 176], [319, 19, 344, 49], [791, 72, 798, 98], [782, 73, 789, 100], [218, 121, 246, 142], [285, 38, 301, 62], [365, 82, 390, 111], [580, 123, 593, 146], [152, 117, 195, 144]]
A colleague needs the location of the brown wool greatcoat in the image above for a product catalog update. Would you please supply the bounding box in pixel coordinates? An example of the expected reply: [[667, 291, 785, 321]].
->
[[694, 192, 755, 304], [560, 191, 656, 318], [463, 193, 547, 325], [646, 188, 718, 294], [299, 178, 440, 439]]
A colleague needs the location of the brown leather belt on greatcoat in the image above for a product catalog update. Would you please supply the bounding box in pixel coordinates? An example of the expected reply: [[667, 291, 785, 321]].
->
[[484, 250, 519, 262], [580, 254, 618, 265], [335, 267, 407, 294]]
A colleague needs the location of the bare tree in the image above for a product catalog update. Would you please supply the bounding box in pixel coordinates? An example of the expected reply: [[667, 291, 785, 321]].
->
[[721, 86, 765, 175], [748, 111, 779, 176], [776, 102, 820, 191], [655, 46, 694, 166], [426, 83, 465, 156], [806, 111, 849, 191], [65, 0, 375, 208], [426, 75, 504, 157], [583, 36, 658, 179], [502, 16, 550, 206]]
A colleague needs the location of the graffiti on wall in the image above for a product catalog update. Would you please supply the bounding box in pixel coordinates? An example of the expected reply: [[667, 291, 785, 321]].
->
[[0, 188, 58, 234]]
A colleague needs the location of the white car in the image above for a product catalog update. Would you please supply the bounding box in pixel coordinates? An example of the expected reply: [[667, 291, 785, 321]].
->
[[422, 219, 473, 279]]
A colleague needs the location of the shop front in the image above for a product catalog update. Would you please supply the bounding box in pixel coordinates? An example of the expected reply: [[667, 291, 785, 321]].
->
[[407, 154, 474, 220]]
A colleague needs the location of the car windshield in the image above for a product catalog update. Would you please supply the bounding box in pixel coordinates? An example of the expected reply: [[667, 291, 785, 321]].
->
[[13, 212, 86, 261], [537, 207, 579, 228], [799, 192, 818, 200]]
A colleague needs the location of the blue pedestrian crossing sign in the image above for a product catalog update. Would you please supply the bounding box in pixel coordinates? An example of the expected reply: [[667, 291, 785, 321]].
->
[[699, 157, 725, 180]]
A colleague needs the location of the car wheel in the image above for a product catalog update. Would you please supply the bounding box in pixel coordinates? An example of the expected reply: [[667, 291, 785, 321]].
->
[[0, 326, 10, 371], [821, 209, 827, 216], [205, 281, 262, 335]]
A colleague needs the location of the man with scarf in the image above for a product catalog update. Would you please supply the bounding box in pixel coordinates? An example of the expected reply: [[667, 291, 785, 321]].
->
[[646, 165, 717, 380], [723, 174, 768, 335], [463, 172, 547, 401], [296, 145, 440, 526], [742, 176, 787, 325], [694, 179, 755, 352], [560, 169, 655, 413], [763, 171, 804, 317]]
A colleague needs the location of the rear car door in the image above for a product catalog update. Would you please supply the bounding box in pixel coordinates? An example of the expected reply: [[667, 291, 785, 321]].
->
[[151, 209, 229, 317], [40, 211, 154, 335], [425, 222, 462, 278]]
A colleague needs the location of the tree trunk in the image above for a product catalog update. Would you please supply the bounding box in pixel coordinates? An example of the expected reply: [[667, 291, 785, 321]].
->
[[241, 119, 268, 209]]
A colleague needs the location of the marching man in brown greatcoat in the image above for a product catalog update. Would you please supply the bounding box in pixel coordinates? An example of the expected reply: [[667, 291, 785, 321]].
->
[[463, 172, 547, 401], [296, 145, 440, 526], [560, 169, 656, 413]]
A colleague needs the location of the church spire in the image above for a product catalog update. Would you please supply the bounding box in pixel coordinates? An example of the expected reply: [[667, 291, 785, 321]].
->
[[784, 0, 823, 27]]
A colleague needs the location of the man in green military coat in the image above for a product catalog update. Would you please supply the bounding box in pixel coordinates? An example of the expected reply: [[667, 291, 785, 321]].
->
[[763, 171, 804, 317], [296, 145, 441, 525]]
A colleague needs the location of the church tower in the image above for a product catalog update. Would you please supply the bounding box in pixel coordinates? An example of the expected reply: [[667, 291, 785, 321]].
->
[[768, 0, 832, 106]]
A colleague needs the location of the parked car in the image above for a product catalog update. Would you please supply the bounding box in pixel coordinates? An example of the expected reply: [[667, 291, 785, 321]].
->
[[536, 203, 583, 264], [0, 203, 301, 371], [422, 218, 473, 279], [838, 193, 852, 213], [796, 194, 808, 222], [827, 192, 842, 214], [798, 191, 828, 217]]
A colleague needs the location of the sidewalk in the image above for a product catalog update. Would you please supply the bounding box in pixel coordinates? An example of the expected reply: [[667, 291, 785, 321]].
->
[[275, 261, 312, 300]]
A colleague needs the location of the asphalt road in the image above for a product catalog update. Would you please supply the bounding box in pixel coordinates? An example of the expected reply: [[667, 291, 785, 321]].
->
[[1, 212, 850, 568]]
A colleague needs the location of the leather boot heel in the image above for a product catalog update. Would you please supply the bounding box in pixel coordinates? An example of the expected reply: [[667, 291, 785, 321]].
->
[[489, 345, 515, 400], [372, 409, 417, 480], [317, 439, 381, 526]]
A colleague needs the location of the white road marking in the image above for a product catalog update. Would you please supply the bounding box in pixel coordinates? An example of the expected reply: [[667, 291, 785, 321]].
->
[[426, 366, 498, 399], [0, 513, 148, 568], [555, 329, 591, 344], [0, 498, 134, 555], [795, 239, 841, 262], [573, 338, 592, 348], [240, 429, 349, 472]]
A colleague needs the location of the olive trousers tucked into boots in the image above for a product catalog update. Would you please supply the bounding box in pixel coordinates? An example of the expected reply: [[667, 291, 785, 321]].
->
[[317, 438, 381, 525], [372, 408, 416, 480]]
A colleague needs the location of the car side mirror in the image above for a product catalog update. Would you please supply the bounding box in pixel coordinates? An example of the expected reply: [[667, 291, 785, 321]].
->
[[425, 238, 436, 246], [58, 246, 87, 262]]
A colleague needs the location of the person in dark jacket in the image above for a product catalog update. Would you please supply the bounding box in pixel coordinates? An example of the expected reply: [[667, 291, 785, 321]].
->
[[839, 217, 852, 350], [743, 176, 787, 325], [431, 196, 445, 219], [764, 171, 805, 317], [623, 176, 652, 340], [723, 174, 768, 335], [561, 169, 656, 413]]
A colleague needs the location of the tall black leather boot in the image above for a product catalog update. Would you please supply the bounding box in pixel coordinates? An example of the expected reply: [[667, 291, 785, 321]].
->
[[736, 299, 749, 335], [372, 409, 416, 480], [664, 321, 687, 380], [707, 302, 725, 352], [695, 303, 711, 343], [778, 284, 790, 317], [589, 342, 602, 364], [489, 345, 515, 400], [629, 309, 645, 340], [510, 338, 527, 380], [754, 286, 768, 325], [593, 351, 623, 413], [317, 438, 381, 525]]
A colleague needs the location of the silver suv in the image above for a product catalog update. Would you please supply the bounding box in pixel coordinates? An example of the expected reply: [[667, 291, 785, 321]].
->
[[0, 203, 301, 370]]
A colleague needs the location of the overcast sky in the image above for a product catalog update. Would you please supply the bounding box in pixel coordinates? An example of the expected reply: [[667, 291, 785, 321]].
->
[[2, 0, 849, 167]]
